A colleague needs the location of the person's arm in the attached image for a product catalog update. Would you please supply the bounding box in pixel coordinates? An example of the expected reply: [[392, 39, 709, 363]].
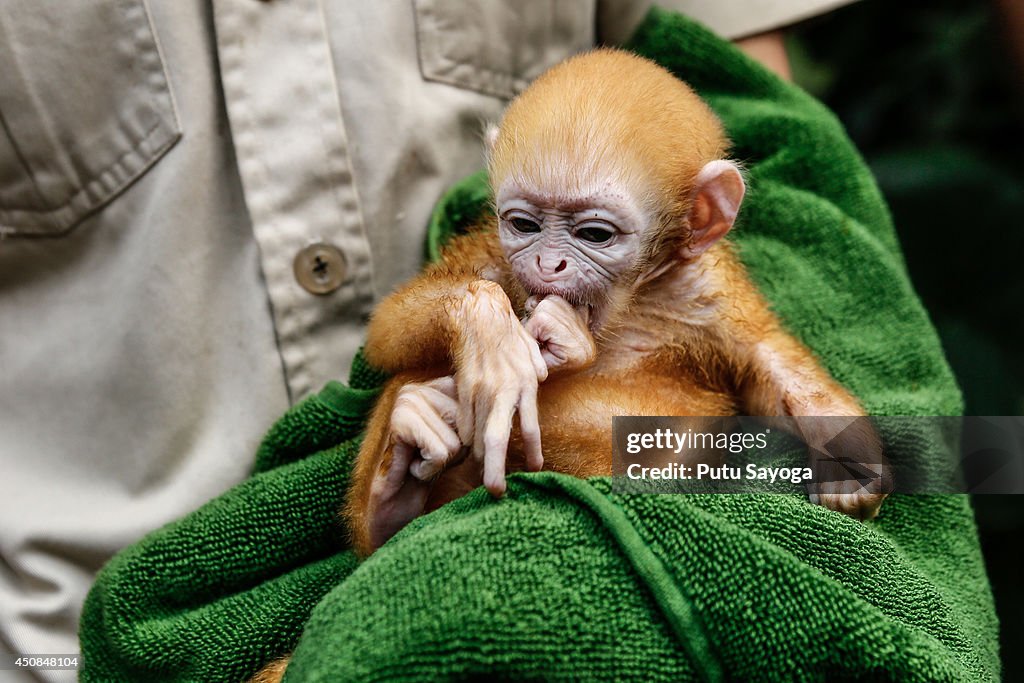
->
[[596, 0, 847, 80], [734, 29, 792, 80]]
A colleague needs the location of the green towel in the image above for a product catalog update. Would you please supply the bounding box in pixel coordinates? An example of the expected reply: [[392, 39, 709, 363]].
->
[[79, 8, 999, 681]]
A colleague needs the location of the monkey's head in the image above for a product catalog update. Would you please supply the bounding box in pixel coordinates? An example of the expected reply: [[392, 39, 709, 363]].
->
[[487, 49, 745, 331]]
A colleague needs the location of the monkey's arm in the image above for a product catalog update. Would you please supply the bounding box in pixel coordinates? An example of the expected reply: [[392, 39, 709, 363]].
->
[[364, 228, 548, 499], [704, 248, 863, 417], [348, 293, 597, 556], [363, 230, 514, 373]]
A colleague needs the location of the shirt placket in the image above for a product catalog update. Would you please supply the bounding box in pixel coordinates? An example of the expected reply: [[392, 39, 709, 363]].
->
[[213, 0, 375, 402]]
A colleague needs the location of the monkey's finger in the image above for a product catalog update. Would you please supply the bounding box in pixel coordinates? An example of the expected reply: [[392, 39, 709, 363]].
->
[[518, 388, 543, 472], [512, 319, 548, 381], [408, 393, 463, 460], [456, 382, 477, 448], [473, 392, 490, 462], [481, 430, 509, 493], [412, 428, 467, 480], [523, 314, 542, 341], [393, 393, 449, 451], [526, 335, 548, 381], [532, 294, 565, 312], [409, 460, 437, 481], [399, 421, 451, 479], [538, 348, 561, 370], [399, 390, 458, 446], [523, 322, 551, 365], [383, 442, 415, 489], [411, 436, 456, 479], [420, 387, 460, 429], [482, 396, 516, 497], [535, 295, 580, 325], [425, 376, 458, 400], [391, 395, 440, 448], [548, 311, 590, 345], [473, 395, 485, 464]]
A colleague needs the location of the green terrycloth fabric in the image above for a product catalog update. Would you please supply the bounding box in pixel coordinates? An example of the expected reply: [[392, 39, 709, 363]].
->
[[79, 7, 999, 682]]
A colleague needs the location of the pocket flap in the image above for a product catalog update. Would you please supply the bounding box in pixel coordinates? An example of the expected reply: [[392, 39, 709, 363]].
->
[[0, 1, 181, 236]]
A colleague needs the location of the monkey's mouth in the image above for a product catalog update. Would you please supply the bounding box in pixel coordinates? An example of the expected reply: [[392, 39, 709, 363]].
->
[[522, 279, 612, 334], [525, 282, 599, 307], [525, 289, 606, 336]]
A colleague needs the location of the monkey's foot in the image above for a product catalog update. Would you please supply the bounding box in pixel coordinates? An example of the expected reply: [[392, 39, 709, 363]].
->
[[809, 488, 887, 521], [365, 377, 466, 552]]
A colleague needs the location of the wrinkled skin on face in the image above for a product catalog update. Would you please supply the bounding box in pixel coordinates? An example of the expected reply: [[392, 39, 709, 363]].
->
[[496, 179, 651, 332]]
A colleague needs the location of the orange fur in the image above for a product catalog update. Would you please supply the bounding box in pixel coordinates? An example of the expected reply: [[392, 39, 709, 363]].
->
[[248, 656, 289, 683], [345, 226, 866, 557], [489, 49, 727, 224]]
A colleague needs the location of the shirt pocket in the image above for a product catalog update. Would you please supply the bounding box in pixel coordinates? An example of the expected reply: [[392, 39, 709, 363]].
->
[[413, 0, 596, 100], [0, 1, 181, 237]]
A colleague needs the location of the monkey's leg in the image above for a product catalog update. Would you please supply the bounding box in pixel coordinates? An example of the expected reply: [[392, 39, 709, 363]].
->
[[740, 328, 888, 519], [695, 249, 888, 519], [249, 379, 465, 682]]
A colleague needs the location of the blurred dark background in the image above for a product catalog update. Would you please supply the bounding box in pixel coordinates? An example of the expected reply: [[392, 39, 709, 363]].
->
[[789, 0, 1024, 675]]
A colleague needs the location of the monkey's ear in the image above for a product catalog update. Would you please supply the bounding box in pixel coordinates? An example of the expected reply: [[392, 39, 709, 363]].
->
[[682, 160, 746, 259]]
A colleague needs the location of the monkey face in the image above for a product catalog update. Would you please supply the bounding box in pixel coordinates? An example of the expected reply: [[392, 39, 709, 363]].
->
[[485, 48, 744, 331], [496, 179, 650, 319]]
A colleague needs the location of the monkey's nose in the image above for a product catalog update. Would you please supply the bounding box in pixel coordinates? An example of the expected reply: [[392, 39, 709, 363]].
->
[[536, 255, 569, 277]]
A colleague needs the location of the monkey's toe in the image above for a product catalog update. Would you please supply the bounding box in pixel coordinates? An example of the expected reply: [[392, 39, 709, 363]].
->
[[813, 490, 886, 521]]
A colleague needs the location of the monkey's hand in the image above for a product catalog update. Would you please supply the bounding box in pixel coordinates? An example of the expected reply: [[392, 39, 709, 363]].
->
[[524, 295, 596, 373], [366, 377, 464, 551], [448, 280, 547, 496]]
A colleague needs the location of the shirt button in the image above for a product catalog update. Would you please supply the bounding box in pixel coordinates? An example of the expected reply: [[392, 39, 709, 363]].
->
[[294, 243, 347, 295]]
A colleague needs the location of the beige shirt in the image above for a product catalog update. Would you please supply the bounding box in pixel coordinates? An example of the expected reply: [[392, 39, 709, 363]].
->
[[0, 1, 852, 680]]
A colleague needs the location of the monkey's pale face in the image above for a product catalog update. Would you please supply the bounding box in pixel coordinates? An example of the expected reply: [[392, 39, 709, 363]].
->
[[496, 178, 651, 324]]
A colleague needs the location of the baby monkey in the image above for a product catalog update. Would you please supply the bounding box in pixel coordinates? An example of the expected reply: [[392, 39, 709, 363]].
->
[[346, 49, 886, 558], [250, 46, 888, 683]]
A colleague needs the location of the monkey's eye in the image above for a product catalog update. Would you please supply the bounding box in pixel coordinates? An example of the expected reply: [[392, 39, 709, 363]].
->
[[577, 227, 614, 244], [510, 217, 541, 234]]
